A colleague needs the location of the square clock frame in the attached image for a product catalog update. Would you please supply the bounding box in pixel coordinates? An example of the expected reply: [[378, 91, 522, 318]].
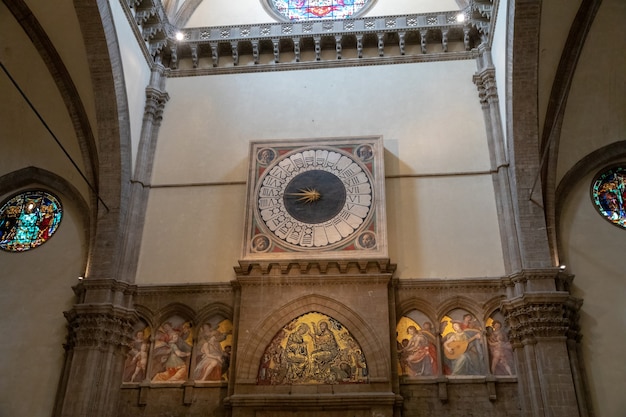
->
[[241, 136, 388, 262]]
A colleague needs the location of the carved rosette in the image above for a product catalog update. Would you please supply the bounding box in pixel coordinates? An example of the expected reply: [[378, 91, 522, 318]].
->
[[64, 305, 138, 351], [500, 295, 582, 345]]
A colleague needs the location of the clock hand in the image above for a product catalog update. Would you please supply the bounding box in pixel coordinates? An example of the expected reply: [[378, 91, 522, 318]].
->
[[284, 188, 321, 203]]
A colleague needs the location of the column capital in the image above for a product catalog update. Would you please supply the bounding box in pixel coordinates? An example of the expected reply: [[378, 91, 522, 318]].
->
[[64, 304, 138, 350], [501, 292, 582, 345]]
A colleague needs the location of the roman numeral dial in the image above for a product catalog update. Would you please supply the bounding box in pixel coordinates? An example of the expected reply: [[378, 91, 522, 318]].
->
[[256, 147, 374, 250]]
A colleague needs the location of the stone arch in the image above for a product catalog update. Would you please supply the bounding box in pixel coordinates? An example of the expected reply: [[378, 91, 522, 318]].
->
[[196, 302, 234, 325], [154, 302, 197, 326], [237, 293, 389, 381], [436, 295, 484, 324], [396, 297, 438, 323], [3, 0, 99, 191], [170, 0, 204, 27], [74, 0, 133, 281], [541, 0, 605, 265], [483, 295, 507, 321], [133, 304, 157, 330], [555, 141, 626, 260]]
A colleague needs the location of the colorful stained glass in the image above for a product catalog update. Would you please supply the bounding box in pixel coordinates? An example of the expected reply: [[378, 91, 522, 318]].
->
[[268, 0, 373, 21], [591, 166, 626, 229], [0, 190, 62, 252]]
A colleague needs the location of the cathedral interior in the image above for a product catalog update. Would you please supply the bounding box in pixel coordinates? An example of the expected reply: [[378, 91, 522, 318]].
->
[[0, 0, 625, 416]]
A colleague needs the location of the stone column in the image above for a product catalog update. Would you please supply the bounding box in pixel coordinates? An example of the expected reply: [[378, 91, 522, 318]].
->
[[473, 44, 522, 273], [56, 279, 137, 417], [506, 0, 553, 269], [118, 64, 169, 281], [501, 269, 584, 417]]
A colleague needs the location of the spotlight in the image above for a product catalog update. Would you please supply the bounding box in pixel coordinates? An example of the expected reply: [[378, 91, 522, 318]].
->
[[175, 31, 184, 41], [558, 265, 566, 271], [456, 13, 465, 23]]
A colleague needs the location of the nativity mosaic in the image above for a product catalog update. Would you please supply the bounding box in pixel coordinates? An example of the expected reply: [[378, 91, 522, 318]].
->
[[257, 312, 368, 384], [396, 309, 515, 378]]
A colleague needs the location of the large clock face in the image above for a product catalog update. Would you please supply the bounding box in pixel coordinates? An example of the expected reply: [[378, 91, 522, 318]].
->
[[256, 147, 374, 250]]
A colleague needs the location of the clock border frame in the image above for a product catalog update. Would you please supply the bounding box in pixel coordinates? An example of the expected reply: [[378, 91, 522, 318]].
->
[[241, 136, 388, 261]]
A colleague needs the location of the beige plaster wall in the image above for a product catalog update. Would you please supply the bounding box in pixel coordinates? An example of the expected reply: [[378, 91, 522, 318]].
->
[[137, 60, 504, 284], [490, 0, 508, 149], [537, 0, 581, 141], [556, 0, 626, 182], [559, 171, 626, 417], [0, 189, 86, 417], [0, 2, 90, 201], [185, 0, 461, 27], [22, 0, 99, 140]]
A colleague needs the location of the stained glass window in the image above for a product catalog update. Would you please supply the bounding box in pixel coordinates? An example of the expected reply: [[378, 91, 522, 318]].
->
[[0, 190, 63, 252], [268, 0, 374, 21], [591, 165, 626, 229]]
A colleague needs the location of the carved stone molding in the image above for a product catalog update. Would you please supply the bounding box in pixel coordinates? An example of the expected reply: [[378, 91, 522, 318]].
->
[[72, 278, 137, 306], [501, 267, 569, 296], [394, 276, 506, 292], [235, 259, 397, 276]]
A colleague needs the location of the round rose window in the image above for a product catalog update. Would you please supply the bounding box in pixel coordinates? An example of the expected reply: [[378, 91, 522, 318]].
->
[[0, 190, 63, 252], [267, 0, 375, 21], [591, 165, 626, 229]]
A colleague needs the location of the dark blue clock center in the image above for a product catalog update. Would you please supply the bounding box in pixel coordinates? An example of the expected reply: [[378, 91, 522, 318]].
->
[[283, 170, 346, 224]]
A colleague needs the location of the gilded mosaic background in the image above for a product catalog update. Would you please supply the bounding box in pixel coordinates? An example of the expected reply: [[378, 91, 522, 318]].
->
[[258, 312, 367, 384]]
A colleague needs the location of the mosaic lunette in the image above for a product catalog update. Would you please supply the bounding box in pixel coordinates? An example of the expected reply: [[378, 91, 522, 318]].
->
[[258, 312, 368, 384]]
